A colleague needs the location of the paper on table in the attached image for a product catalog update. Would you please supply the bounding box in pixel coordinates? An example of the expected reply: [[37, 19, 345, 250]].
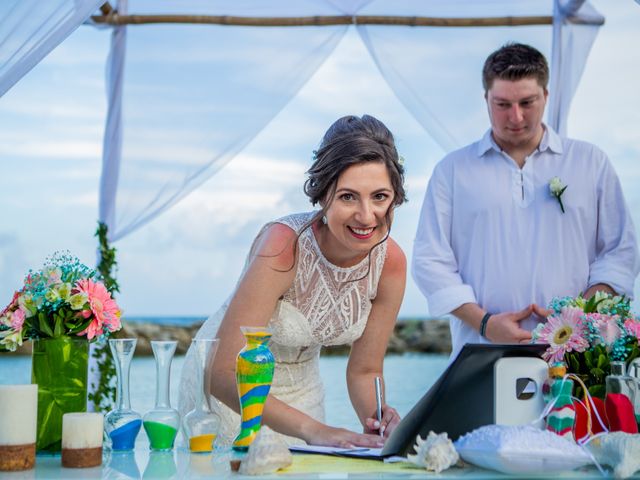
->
[[289, 444, 407, 462]]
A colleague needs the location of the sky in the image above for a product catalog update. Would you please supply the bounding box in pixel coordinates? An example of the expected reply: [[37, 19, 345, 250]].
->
[[1, 1, 639, 319]]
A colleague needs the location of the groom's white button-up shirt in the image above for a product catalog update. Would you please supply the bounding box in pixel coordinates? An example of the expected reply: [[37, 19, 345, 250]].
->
[[412, 126, 640, 358]]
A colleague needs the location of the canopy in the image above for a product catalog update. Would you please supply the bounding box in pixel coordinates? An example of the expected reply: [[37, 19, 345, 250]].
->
[[0, 0, 604, 243]]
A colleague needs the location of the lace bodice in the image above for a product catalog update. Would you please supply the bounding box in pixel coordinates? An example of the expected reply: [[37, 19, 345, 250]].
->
[[179, 211, 388, 445], [270, 211, 387, 350]]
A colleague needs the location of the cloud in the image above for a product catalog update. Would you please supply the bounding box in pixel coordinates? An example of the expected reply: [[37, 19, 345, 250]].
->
[[0, 140, 102, 159], [1, 0, 639, 318], [0, 234, 27, 298]]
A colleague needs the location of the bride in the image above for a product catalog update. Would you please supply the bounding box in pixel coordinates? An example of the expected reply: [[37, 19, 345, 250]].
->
[[179, 114, 407, 448]]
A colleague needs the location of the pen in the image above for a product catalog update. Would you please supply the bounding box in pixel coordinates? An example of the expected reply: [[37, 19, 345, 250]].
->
[[374, 376, 384, 438]]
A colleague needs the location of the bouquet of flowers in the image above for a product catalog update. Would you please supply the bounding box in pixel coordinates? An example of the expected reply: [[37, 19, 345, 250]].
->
[[0, 252, 122, 352], [532, 292, 640, 398]]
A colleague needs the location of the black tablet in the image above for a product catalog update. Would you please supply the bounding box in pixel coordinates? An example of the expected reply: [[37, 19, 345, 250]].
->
[[382, 343, 548, 458]]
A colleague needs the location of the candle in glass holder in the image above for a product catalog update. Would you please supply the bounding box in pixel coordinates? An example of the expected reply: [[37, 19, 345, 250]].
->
[[61, 413, 104, 468], [0, 384, 37, 471]]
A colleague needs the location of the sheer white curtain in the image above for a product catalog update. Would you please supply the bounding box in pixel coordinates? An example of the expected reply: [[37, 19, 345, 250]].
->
[[548, 0, 603, 136], [356, 0, 602, 151], [99, 0, 603, 242], [100, 0, 353, 241], [0, 0, 104, 97]]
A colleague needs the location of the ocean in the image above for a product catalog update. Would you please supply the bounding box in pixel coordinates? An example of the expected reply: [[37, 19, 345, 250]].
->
[[125, 317, 208, 327], [0, 353, 448, 433]]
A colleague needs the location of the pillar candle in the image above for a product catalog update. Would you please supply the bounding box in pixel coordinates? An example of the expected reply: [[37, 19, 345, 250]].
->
[[61, 413, 104, 468], [0, 384, 37, 471]]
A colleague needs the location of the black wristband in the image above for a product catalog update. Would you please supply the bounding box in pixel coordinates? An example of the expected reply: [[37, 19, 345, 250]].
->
[[479, 312, 492, 339]]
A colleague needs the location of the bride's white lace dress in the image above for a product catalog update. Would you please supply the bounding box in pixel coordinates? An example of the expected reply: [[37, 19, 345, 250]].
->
[[178, 211, 387, 446]]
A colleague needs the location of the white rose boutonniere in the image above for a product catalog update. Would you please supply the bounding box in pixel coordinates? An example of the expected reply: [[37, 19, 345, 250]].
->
[[549, 176, 567, 214]]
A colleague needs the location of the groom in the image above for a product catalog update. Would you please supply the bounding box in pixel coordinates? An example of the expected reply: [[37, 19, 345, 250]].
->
[[412, 43, 639, 358]]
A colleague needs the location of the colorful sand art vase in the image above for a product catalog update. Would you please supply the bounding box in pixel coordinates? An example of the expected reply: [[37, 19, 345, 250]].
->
[[232, 326, 275, 452], [544, 362, 576, 440], [105, 338, 142, 451], [183, 338, 221, 453], [31, 337, 89, 453], [143, 341, 180, 451]]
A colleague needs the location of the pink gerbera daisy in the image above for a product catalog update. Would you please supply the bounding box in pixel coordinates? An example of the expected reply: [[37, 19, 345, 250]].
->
[[624, 317, 640, 340], [537, 307, 589, 363], [74, 278, 121, 340]]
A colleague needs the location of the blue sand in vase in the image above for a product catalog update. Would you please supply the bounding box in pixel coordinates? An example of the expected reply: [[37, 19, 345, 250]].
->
[[110, 419, 143, 451]]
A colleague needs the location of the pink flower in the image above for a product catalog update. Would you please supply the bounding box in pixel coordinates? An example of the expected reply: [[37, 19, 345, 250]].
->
[[0, 291, 20, 317], [536, 307, 589, 363], [586, 313, 623, 346], [74, 279, 121, 340], [10, 308, 26, 330], [624, 318, 640, 339]]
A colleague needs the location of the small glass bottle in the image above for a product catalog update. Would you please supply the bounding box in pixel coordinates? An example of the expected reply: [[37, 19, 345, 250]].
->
[[104, 338, 142, 451], [143, 341, 180, 451], [183, 338, 221, 453], [628, 358, 640, 425], [606, 361, 637, 401]]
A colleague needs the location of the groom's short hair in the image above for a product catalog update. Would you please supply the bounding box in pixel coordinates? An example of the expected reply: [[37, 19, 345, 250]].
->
[[482, 42, 549, 92]]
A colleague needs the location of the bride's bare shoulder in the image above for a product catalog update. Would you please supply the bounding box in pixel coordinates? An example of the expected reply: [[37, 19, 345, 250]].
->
[[251, 222, 299, 271]]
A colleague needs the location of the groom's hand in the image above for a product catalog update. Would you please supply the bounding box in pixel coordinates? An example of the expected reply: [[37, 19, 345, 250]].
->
[[484, 305, 533, 344], [532, 303, 553, 319]]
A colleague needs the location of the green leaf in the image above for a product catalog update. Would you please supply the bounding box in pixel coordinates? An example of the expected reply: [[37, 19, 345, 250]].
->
[[588, 384, 606, 400], [627, 343, 640, 363], [569, 354, 581, 373], [584, 350, 594, 369], [597, 353, 607, 369], [53, 314, 63, 338], [591, 367, 605, 379], [38, 312, 54, 337], [67, 318, 92, 335]]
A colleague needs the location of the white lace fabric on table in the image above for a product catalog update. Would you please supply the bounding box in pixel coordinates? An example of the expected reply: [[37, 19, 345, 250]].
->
[[178, 211, 387, 446]]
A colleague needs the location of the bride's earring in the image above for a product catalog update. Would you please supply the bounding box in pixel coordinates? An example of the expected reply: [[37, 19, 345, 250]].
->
[[322, 215, 328, 225]]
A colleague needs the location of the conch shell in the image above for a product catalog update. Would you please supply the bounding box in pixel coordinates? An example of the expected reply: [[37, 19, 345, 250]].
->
[[239, 427, 293, 475], [407, 431, 459, 473]]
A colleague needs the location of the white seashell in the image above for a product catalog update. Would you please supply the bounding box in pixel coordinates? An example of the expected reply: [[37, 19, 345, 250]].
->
[[407, 431, 459, 473], [239, 427, 293, 475], [587, 432, 640, 479]]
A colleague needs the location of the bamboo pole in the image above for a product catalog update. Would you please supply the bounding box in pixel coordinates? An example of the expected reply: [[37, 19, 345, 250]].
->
[[89, 13, 603, 28]]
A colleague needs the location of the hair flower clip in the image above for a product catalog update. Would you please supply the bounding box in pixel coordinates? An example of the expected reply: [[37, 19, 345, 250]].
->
[[549, 177, 567, 214]]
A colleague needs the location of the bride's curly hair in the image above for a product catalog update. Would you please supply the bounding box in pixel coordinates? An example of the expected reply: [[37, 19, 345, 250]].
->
[[258, 115, 407, 277], [304, 114, 407, 210], [292, 115, 407, 276]]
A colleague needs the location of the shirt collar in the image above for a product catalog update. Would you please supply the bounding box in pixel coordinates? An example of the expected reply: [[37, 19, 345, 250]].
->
[[476, 123, 564, 157], [538, 124, 563, 154]]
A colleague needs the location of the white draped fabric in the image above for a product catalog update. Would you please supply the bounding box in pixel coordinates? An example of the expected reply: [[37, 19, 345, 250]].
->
[[357, 0, 602, 150], [100, 0, 352, 241], [98, 0, 603, 242], [0, 0, 603, 242], [548, 0, 603, 136], [0, 0, 105, 97]]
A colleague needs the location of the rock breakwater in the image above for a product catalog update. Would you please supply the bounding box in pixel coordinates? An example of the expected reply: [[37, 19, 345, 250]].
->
[[8, 318, 451, 356]]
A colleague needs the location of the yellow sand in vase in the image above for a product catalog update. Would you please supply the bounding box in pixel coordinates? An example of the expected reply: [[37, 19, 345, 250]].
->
[[189, 434, 217, 453], [241, 403, 267, 420]]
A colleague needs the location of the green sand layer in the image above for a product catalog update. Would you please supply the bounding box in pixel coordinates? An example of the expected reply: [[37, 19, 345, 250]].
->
[[143, 421, 177, 450]]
